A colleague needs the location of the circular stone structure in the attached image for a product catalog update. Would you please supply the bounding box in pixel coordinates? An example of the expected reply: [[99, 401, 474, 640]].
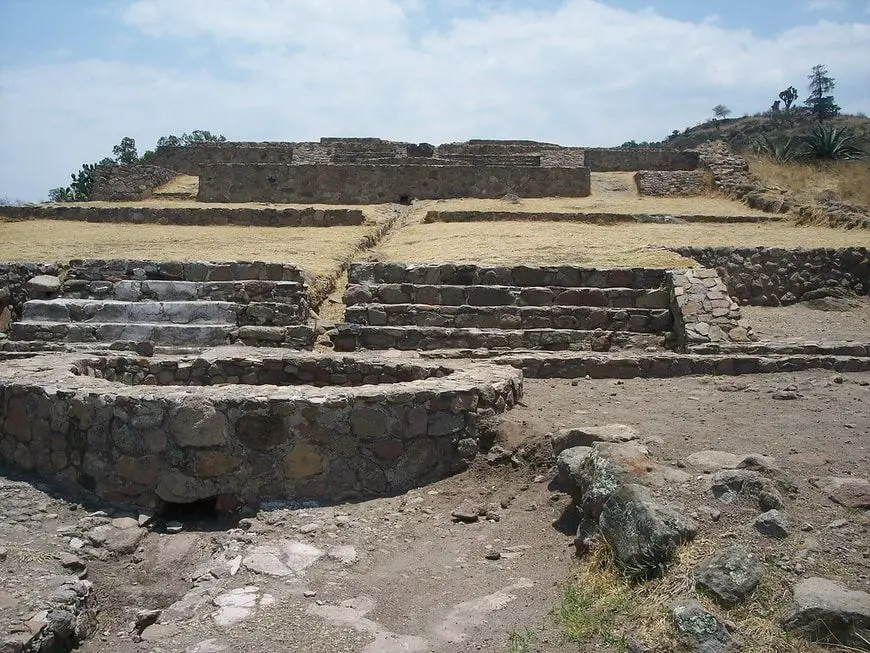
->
[[0, 349, 522, 509]]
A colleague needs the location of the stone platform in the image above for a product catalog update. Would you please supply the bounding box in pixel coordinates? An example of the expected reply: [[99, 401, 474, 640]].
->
[[0, 349, 522, 510]]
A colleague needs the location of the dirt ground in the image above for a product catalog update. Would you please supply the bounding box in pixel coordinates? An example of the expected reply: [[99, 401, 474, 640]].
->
[[1, 369, 867, 653], [744, 298, 870, 342]]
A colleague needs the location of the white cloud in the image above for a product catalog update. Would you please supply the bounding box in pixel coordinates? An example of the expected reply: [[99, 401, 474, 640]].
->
[[2, 0, 869, 200], [805, 0, 846, 11]]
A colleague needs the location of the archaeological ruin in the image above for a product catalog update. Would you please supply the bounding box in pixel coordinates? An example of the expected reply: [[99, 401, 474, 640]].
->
[[1, 136, 868, 652]]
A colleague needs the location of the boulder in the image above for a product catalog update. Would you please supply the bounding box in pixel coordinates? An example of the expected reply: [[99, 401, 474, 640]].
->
[[685, 450, 740, 473], [694, 546, 764, 607], [710, 469, 784, 511], [555, 446, 592, 493], [599, 484, 697, 579], [670, 598, 741, 652], [782, 577, 870, 647], [571, 442, 651, 519], [810, 476, 870, 509], [551, 424, 639, 455], [754, 509, 789, 539]]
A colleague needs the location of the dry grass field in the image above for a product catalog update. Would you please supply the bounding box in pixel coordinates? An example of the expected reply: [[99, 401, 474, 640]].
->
[[0, 219, 375, 278], [747, 155, 870, 209], [376, 219, 870, 268]]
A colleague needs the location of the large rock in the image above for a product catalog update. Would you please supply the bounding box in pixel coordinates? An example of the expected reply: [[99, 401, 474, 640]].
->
[[694, 546, 764, 607], [754, 509, 789, 539], [710, 469, 784, 511], [782, 577, 870, 646], [570, 442, 651, 519], [685, 450, 740, 473], [555, 446, 592, 492], [551, 424, 639, 456], [599, 484, 697, 579], [670, 598, 741, 652], [810, 476, 870, 509]]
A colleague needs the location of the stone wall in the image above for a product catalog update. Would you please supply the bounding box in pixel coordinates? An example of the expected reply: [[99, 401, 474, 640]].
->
[[670, 247, 870, 305], [151, 143, 296, 175], [695, 141, 870, 229], [0, 352, 522, 509], [634, 171, 709, 196], [90, 164, 179, 201], [666, 268, 752, 350], [197, 163, 592, 203], [584, 149, 700, 172], [0, 205, 365, 227], [0, 262, 60, 330]]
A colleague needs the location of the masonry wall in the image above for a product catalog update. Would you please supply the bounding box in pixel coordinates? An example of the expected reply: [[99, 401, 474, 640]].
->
[[585, 149, 700, 171], [634, 171, 709, 196], [670, 246, 870, 305], [0, 262, 60, 330], [151, 143, 297, 175], [90, 165, 179, 201], [197, 163, 592, 203]]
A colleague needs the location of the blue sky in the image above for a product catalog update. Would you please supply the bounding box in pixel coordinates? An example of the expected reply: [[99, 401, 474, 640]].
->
[[1, 0, 869, 201]]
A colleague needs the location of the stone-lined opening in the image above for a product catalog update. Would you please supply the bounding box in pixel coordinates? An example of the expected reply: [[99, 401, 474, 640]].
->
[[0, 350, 522, 509], [71, 355, 455, 388]]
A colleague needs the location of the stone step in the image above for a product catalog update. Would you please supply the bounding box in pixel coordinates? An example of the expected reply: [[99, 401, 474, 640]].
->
[[344, 304, 673, 332], [22, 299, 240, 325], [65, 259, 305, 283], [10, 322, 316, 349], [61, 279, 307, 305], [329, 324, 668, 352], [488, 351, 870, 379], [21, 298, 307, 327], [344, 284, 669, 309], [348, 263, 665, 289]]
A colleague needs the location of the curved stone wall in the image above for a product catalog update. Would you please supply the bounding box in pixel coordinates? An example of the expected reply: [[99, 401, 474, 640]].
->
[[0, 351, 522, 510]]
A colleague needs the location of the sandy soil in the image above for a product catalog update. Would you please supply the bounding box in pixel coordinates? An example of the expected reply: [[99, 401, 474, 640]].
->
[[744, 298, 870, 342]]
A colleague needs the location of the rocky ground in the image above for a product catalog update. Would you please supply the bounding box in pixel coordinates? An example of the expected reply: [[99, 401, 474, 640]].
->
[[1, 369, 868, 653]]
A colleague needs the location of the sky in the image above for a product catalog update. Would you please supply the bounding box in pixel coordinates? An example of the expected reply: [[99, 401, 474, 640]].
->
[[1, 0, 869, 201]]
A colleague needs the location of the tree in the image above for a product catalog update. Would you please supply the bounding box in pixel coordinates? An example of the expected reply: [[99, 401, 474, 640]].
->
[[805, 64, 840, 121], [778, 86, 798, 110], [48, 187, 73, 202], [112, 137, 138, 165], [713, 105, 732, 120], [156, 131, 226, 148]]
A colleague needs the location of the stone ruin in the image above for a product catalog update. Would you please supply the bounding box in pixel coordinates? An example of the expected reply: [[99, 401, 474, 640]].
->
[[80, 137, 703, 205]]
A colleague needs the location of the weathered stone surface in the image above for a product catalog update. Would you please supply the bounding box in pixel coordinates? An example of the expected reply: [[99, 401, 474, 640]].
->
[[810, 476, 870, 509], [670, 598, 741, 652], [26, 275, 61, 294], [570, 442, 652, 518], [168, 399, 229, 448], [710, 469, 784, 511], [599, 484, 697, 578], [685, 451, 741, 473], [782, 577, 870, 646], [754, 510, 789, 539], [694, 546, 764, 607], [551, 424, 639, 455], [555, 446, 593, 493]]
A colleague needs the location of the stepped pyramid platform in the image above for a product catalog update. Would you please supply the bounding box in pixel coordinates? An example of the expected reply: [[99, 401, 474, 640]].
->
[[9, 259, 316, 351]]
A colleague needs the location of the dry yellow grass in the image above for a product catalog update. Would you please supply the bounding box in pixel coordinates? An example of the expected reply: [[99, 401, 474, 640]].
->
[[422, 171, 770, 217], [152, 174, 199, 197], [376, 220, 870, 268], [40, 198, 392, 223], [0, 219, 372, 278], [747, 155, 870, 209]]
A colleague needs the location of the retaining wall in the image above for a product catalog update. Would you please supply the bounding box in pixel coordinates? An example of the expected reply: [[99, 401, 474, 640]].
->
[[0, 352, 522, 509], [584, 149, 699, 172], [634, 171, 708, 196], [0, 262, 61, 329], [197, 164, 592, 203], [151, 142, 296, 175], [670, 247, 870, 305], [90, 165, 179, 201], [0, 205, 366, 227]]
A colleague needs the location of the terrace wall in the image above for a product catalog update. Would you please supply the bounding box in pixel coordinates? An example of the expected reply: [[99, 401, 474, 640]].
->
[[197, 163, 592, 203], [585, 148, 700, 171]]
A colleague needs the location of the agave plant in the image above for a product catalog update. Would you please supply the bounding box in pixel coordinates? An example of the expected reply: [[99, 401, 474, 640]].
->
[[800, 124, 865, 161], [751, 134, 803, 163]]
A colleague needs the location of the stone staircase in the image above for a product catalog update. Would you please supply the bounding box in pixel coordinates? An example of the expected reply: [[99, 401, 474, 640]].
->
[[10, 260, 315, 351], [331, 263, 674, 353]]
